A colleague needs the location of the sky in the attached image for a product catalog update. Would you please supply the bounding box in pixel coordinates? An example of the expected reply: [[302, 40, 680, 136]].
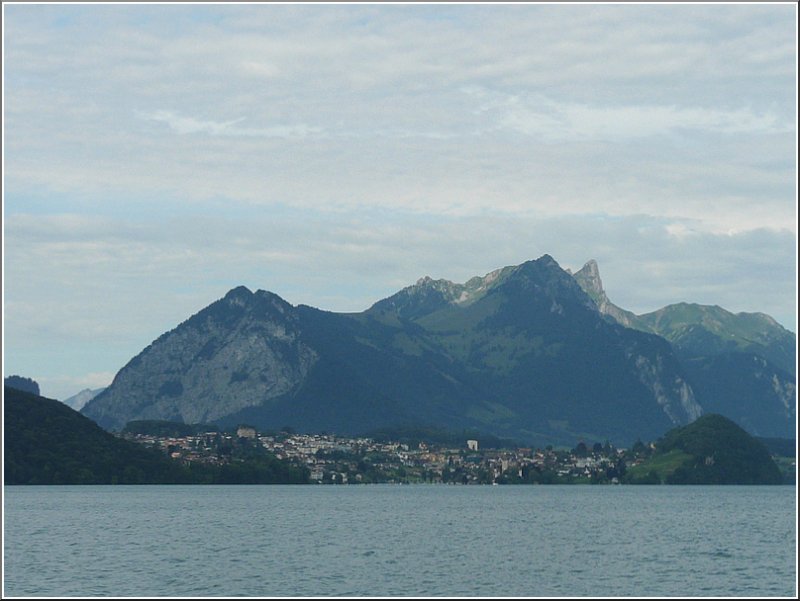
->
[[3, 3, 797, 401]]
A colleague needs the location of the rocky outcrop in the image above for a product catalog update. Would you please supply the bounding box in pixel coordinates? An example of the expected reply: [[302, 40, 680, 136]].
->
[[4, 375, 40, 396], [83, 288, 318, 431], [570, 260, 642, 328]]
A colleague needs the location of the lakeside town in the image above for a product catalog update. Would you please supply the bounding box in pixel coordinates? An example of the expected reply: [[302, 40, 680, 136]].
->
[[120, 424, 654, 485]]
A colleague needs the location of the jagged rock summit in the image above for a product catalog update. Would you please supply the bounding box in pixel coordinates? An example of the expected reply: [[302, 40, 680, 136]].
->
[[369, 256, 570, 319], [569, 260, 641, 328], [82, 254, 794, 444]]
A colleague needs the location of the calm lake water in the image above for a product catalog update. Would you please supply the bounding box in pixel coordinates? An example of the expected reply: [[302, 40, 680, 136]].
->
[[3, 485, 797, 597]]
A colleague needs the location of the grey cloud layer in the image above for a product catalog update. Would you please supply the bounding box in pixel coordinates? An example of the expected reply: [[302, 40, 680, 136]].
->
[[3, 4, 796, 399], [5, 5, 795, 230]]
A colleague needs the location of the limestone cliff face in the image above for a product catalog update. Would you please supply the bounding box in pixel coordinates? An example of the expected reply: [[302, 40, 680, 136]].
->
[[82, 287, 317, 431], [631, 353, 703, 425]]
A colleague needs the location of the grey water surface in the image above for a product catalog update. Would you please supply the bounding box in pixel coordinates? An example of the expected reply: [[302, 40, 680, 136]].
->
[[3, 485, 796, 597]]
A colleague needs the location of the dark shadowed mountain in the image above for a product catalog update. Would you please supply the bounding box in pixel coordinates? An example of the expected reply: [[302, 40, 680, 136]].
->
[[4, 375, 40, 396], [570, 260, 796, 438], [82, 256, 707, 446]]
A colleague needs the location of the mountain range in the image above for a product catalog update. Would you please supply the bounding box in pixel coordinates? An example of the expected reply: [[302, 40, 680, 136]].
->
[[81, 255, 796, 446]]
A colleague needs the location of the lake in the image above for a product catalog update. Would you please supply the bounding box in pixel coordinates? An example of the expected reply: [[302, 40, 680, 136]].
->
[[3, 485, 796, 597]]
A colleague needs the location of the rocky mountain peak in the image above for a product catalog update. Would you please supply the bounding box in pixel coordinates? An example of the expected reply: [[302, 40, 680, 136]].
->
[[413, 276, 458, 294], [570, 260, 643, 329], [371, 255, 592, 320], [214, 287, 296, 319], [223, 285, 254, 307], [574, 259, 604, 297]]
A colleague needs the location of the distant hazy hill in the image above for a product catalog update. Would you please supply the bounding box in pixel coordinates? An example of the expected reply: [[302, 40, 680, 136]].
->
[[62, 387, 106, 411], [570, 260, 796, 439], [83, 255, 703, 446], [627, 414, 783, 485]]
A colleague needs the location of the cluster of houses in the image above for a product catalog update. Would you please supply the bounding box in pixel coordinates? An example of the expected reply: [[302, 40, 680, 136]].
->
[[121, 425, 648, 484]]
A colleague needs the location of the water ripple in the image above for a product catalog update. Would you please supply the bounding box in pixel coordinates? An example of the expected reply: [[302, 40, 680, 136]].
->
[[4, 485, 797, 597]]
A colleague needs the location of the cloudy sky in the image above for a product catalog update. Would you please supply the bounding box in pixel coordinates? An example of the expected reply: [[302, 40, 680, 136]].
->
[[3, 3, 797, 400]]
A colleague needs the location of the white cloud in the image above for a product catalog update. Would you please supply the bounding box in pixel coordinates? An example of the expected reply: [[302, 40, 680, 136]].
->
[[139, 110, 324, 138], [464, 87, 789, 140]]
